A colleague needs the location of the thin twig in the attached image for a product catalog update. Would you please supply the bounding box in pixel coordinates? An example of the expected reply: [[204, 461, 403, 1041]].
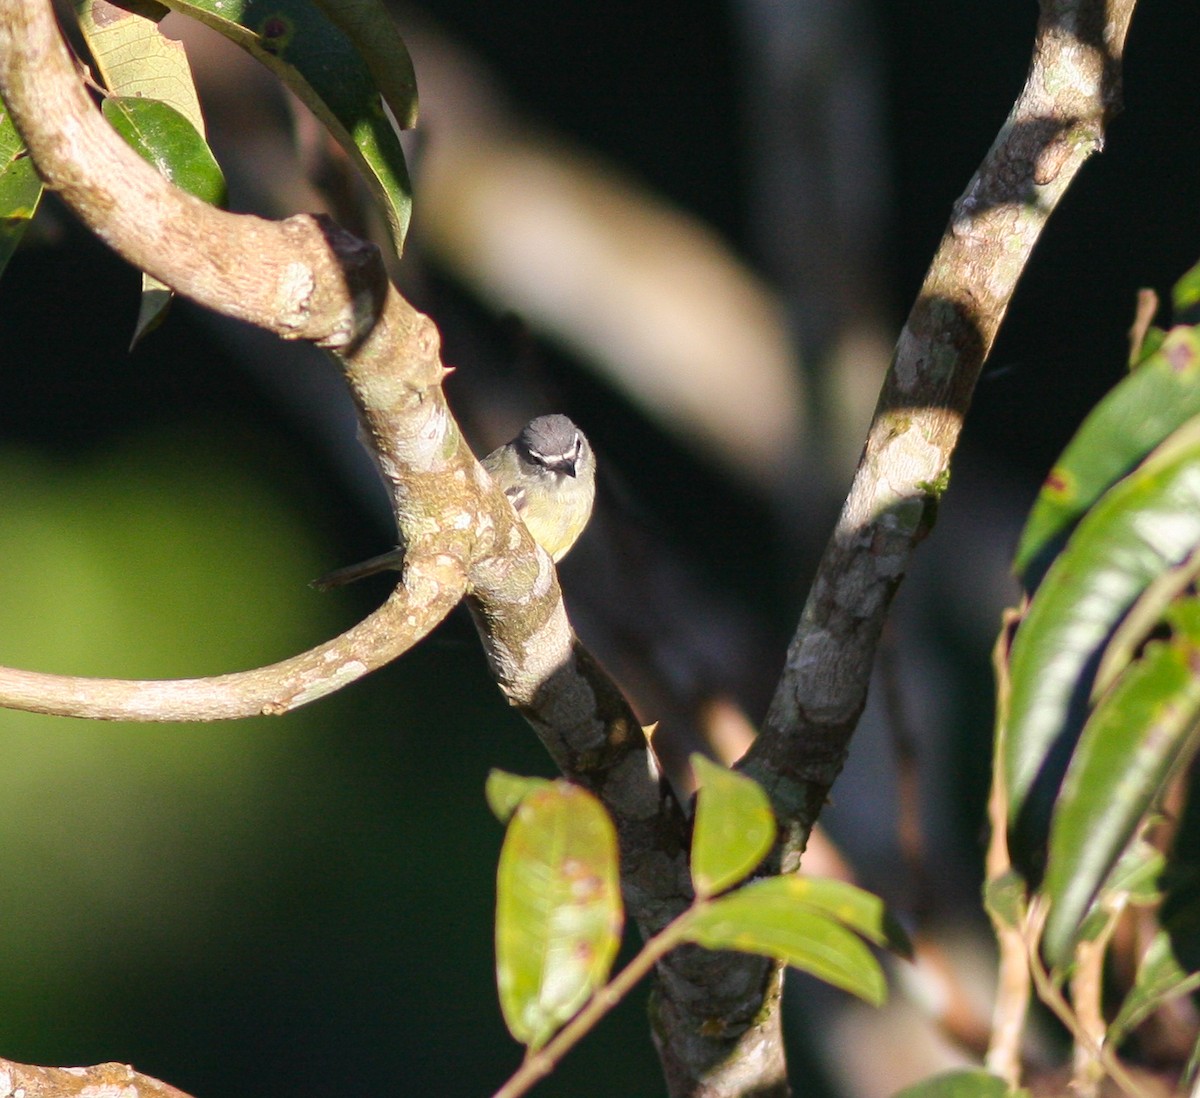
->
[[493, 918, 689, 1098], [985, 608, 1032, 1086], [1072, 901, 1125, 1097], [1024, 902, 1146, 1098]]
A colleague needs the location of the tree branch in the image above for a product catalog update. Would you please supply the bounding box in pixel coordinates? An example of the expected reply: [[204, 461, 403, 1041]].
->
[[0, 0, 684, 853], [609, 0, 1141, 1087], [0, 561, 466, 719], [743, 0, 1138, 864], [0, 1058, 195, 1098], [682, 3, 1135, 1094], [0, 0, 689, 889], [0, 1, 1141, 1096], [0, 3, 717, 1088]]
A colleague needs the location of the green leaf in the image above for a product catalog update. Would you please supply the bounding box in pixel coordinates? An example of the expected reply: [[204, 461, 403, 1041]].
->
[[684, 900, 883, 1005], [891, 1069, 1016, 1098], [1013, 326, 1200, 590], [1108, 926, 1200, 1048], [77, 0, 216, 344], [1005, 417, 1200, 867], [0, 93, 44, 279], [101, 95, 227, 343], [983, 870, 1027, 931], [1092, 543, 1200, 700], [679, 875, 907, 1005], [1134, 326, 1168, 364], [1174, 257, 1200, 324], [1040, 601, 1200, 966], [495, 782, 622, 1050], [1105, 838, 1167, 907], [307, 0, 417, 129], [1063, 840, 1165, 960], [485, 769, 554, 824], [1183, 1030, 1200, 1094], [782, 875, 912, 955], [102, 96, 226, 204], [154, 0, 412, 252], [76, 0, 207, 135], [689, 754, 775, 898]]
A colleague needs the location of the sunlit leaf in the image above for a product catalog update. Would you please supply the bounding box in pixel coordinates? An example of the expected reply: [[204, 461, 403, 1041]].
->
[[0, 93, 44, 279], [1174, 257, 1200, 324], [1092, 545, 1200, 700], [1040, 601, 1200, 966], [680, 875, 908, 1005], [780, 875, 911, 955], [1134, 326, 1168, 364], [684, 900, 883, 1005], [1005, 418, 1200, 869], [76, 0, 206, 134], [1104, 837, 1167, 907], [891, 1069, 1016, 1098], [689, 754, 775, 898], [1013, 326, 1200, 591], [485, 769, 554, 824], [153, 0, 412, 252], [495, 782, 622, 1050]]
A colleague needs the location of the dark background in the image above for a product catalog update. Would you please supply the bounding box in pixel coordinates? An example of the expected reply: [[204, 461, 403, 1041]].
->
[[1, 3, 1198, 1095]]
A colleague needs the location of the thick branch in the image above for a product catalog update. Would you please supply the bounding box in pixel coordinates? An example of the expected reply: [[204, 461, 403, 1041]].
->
[[744, 0, 1137, 855], [639, 3, 1139, 1095], [0, 2, 774, 1091], [0, 0, 701, 1027], [0, 0, 685, 808], [0, 0, 679, 851]]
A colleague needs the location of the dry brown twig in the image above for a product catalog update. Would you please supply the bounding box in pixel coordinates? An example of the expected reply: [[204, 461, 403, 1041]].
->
[[0, 0, 1139, 1095]]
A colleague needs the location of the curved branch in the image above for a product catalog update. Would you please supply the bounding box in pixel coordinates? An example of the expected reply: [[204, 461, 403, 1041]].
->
[[0, 557, 467, 720], [0, 0, 465, 720], [0, 0, 675, 852], [0, 0, 683, 913], [0, 4, 721, 1086]]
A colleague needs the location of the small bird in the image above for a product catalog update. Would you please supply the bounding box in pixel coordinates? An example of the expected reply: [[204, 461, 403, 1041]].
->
[[313, 414, 596, 589]]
